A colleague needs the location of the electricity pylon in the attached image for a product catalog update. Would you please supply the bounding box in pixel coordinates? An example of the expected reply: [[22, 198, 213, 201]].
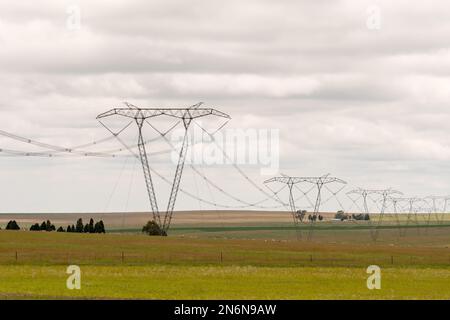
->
[[97, 103, 230, 235], [265, 174, 346, 240], [402, 197, 427, 235], [425, 195, 450, 225], [347, 188, 402, 241]]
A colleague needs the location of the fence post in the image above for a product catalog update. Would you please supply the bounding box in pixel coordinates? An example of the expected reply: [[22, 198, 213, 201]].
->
[[220, 251, 223, 264], [121, 251, 124, 264], [310, 254, 313, 262], [15, 251, 18, 262]]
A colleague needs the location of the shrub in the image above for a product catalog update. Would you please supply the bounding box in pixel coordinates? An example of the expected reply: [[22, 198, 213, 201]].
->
[[335, 211, 349, 220], [296, 210, 307, 221], [57, 226, 65, 232], [351, 213, 371, 221], [142, 221, 166, 236], [94, 220, 106, 233], [30, 223, 41, 231], [47, 220, 56, 231], [6, 220, 20, 230], [37, 220, 56, 231]]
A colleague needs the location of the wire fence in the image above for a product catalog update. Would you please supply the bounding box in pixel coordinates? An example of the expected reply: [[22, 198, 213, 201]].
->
[[0, 250, 448, 268]]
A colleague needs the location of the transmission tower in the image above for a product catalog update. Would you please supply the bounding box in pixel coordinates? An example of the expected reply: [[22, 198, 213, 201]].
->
[[425, 196, 449, 225], [265, 174, 346, 240], [387, 196, 425, 237], [97, 102, 230, 235], [347, 188, 402, 241]]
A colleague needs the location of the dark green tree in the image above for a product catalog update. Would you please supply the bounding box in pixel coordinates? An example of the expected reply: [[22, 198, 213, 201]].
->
[[30, 223, 40, 231], [96, 220, 106, 233], [88, 218, 95, 233], [75, 218, 84, 233], [57, 226, 65, 232], [6, 220, 20, 230], [46, 220, 55, 232]]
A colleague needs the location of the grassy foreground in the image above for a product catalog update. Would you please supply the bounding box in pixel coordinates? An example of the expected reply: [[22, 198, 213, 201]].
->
[[1, 265, 449, 300], [0, 230, 449, 299]]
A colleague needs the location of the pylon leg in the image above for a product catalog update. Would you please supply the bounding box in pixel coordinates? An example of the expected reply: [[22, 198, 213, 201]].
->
[[136, 118, 161, 227], [163, 124, 191, 232]]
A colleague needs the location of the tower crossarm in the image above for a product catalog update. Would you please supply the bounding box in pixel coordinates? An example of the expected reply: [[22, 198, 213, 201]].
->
[[97, 107, 230, 121], [264, 176, 347, 185], [347, 188, 402, 196]]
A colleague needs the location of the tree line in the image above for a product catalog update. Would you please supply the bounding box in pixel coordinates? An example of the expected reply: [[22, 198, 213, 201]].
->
[[2, 218, 106, 233], [65, 218, 106, 233]]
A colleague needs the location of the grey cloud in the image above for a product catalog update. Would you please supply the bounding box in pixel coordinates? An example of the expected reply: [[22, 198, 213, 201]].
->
[[0, 0, 450, 212]]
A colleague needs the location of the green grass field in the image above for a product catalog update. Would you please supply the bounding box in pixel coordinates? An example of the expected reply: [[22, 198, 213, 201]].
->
[[0, 226, 449, 299], [1, 265, 449, 300]]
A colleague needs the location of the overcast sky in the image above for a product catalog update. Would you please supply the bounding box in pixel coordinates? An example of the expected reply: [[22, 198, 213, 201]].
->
[[1, 0, 450, 213]]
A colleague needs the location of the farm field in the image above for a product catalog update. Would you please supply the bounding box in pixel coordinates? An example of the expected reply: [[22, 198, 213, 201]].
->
[[0, 221, 449, 300], [2, 210, 449, 232]]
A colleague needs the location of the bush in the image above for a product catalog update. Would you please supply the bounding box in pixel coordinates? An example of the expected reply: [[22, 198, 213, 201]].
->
[[94, 220, 106, 233], [30, 223, 41, 231], [57, 226, 65, 232], [335, 211, 349, 220], [37, 220, 56, 231], [296, 210, 307, 221], [48, 220, 56, 231], [142, 221, 166, 236], [6, 220, 20, 230], [351, 213, 371, 221]]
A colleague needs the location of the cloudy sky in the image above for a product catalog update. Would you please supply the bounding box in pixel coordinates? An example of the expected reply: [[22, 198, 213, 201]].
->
[[1, 0, 450, 213]]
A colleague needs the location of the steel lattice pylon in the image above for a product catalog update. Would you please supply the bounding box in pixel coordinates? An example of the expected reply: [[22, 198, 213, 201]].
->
[[347, 188, 402, 241], [97, 103, 230, 235], [265, 174, 346, 240], [425, 195, 450, 225], [389, 197, 427, 237]]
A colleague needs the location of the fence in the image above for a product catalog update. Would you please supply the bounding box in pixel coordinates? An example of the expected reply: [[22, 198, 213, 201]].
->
[[0, 250, 448, 268]]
